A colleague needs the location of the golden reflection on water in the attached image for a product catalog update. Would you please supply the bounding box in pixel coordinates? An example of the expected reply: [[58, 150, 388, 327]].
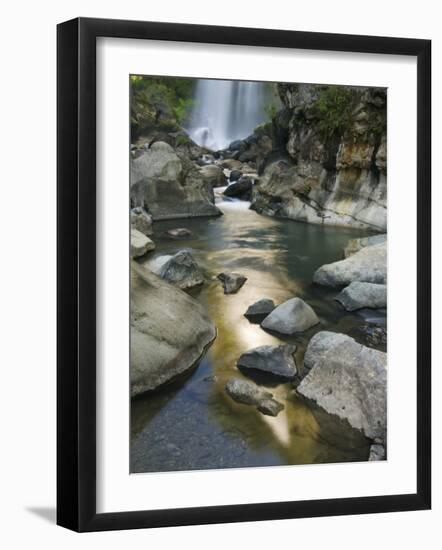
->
[[134, 200, 372, 471]]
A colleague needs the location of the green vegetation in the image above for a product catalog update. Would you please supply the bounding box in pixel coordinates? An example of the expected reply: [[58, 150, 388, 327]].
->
[[130, 75, 195, 139], [312, 86, 355, 141]]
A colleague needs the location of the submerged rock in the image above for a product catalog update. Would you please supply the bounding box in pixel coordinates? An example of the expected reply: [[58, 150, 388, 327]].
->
[[166, 227, 192, 238], [130, 263, 216, 396], [313, 242, 387, 288], [159, 250, 204, 289], [130, 206, 153, 236], [298, 331, 387, 440], [217, 272, 247, 294], [335, 282, 387, 311], [353, 324, 387, 347], [130, 228, 155, 258], [344, 233, 387, 258], [225, 378, 284, 417], [237, 344, 297, 379], [244, 298, 276, 323], [261, 297, 319, 334]]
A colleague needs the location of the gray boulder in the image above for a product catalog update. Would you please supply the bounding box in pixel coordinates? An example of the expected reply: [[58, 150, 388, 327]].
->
[[298, 331, 387, 440], [261, 297, 319, 335], [130, 141, 222, 220], [344, 233, 387, 258], [237, 344, 297, 379], [199, 164, 227, 188], [130, 228, 155, 258], [313, 242, 387, 288], [369, 444, 386, 461], [244, 298, 276, 323], [130, 263, 216, 396], [335, 282, 387, 311], [130, 207, 153, 236], [159, 250, 204, 289], [225, 378, 284, 417], [217, 272, 247, 294]]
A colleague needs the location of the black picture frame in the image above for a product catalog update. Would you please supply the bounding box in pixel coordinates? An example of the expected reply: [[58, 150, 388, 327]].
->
[[57, 17, 431, 532]]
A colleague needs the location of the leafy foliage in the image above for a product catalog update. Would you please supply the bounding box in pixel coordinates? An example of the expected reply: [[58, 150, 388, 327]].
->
[[312, 87, 355, 141], [130, 75, 195, 138]]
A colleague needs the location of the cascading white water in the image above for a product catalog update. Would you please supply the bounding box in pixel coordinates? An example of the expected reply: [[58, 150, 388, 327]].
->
[[187, 79, 267, 151]]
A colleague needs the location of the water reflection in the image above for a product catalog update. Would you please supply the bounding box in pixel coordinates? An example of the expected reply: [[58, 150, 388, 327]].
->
[[131, 200, 379, 473]]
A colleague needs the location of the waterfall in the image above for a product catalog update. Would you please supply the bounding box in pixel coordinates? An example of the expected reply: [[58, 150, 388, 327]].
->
[[187, 79, 267, 151]]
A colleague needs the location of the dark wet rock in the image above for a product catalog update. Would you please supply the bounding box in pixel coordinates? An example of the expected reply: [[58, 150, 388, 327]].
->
[[257, 399, 284, 417], [130, 263, 216, 396], [229, 139, 247, 152], [229, 169, 243, 182], [165, 227, 192, 238], [223, 177, 253, 200], [159, 250, 204, 289], [335, 282, 387, 311], [313, 242, 387, 288], [130, 206, 153, 236], [225, 378, 284, 417], [130, 229, 155, 258], [344, 233, 387, 258], [298, 331, 387, 440], [352, 324, 387, 347], [369, 443, 386, 461], [217, 272, 247, 294], [237, 344, 297, 379], [261, 297, 319, 335], [199, 164, 228, 187], [244, 298, 276, 323]]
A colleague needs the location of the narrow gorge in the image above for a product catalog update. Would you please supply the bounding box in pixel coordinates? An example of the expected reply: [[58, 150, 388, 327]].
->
[[130, 76, 387, 472]]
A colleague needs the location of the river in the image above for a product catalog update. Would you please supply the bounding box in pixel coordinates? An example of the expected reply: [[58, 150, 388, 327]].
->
[[131, 191, 386, 473]]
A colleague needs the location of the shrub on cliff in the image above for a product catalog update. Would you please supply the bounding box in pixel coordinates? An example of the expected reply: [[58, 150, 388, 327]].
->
[[130, 75, 195, 140]]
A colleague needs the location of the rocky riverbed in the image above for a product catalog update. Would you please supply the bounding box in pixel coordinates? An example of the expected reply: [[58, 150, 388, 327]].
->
[[129, 80, 387, 472]]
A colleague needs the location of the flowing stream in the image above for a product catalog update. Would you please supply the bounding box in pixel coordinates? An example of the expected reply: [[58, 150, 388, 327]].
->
[[187, 79, 268, 150], [131, 193, 386, 473]]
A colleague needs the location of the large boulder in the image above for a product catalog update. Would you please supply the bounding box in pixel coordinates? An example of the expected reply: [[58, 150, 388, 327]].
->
[[199, 164, 227, 188], [244, 298, 276, 323], [130, 141, 222, 220], [130, 206, 153, 236], [344, 233, 387, 258], [217, 272, 247, 294], [130, 263, 216, 396], [225, 378, 284, 417], [237, 344, 297, 379], [298, 331, 387, 440], [261, 297, 319, 335], [158, 250, 204, 289], [223, 177, 253, 200], [313, 241, 387, 288], [335, 282, 387, 311], [130, 228, 155, 258]]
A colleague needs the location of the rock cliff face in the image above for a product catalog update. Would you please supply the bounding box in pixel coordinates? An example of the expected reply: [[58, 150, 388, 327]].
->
[[250, 84, 387, 231]]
